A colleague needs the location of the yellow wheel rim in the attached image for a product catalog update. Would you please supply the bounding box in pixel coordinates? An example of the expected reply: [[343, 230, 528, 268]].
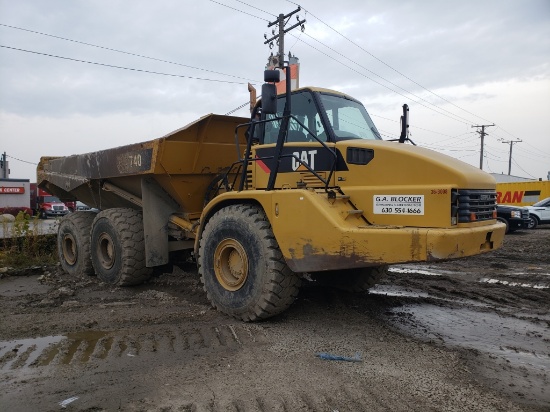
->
[[214, 238, 249, 291], [97, 232, 116, 270], [62, 233, 77, 265]]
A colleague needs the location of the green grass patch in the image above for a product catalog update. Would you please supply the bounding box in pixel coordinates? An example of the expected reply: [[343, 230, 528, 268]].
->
[[1, 211, 58, 268]]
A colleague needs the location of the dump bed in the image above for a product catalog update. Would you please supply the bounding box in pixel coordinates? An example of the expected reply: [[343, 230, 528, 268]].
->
[[37, 114, 249, 217]]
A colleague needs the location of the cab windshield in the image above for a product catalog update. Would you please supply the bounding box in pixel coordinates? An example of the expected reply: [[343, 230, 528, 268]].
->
[[319, 93, 381, 141], [532, 197, 550, 207], [259, 90, 381, 144], [43, 196, 62, 203]]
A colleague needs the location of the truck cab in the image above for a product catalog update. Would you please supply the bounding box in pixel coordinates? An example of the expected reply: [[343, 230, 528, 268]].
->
[[37, 194, 70, 219]]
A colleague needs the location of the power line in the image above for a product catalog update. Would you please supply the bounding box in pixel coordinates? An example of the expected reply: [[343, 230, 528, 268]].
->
[[6, 154, 37, 165], [0, 45, 251, 84], [524, 141, 550, 156], [211, 2, 527, 170], [0, 23, 260, 83], [290, 34, 473, 126], [299, 31, 478, 126], [233, 0, 276, 18], [207, 0, 268, 21], [225, 100, 250, 115], [287, 1, 496, 125], [512, 158, 537, 179], [211, 1, 503, 131], [514, 146, 550, 160]]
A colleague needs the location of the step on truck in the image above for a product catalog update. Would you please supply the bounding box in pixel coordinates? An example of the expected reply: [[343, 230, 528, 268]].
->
[[37, 68, 506, 321]]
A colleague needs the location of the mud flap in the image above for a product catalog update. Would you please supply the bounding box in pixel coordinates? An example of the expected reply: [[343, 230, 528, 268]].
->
[[141, 178, 180, 267]]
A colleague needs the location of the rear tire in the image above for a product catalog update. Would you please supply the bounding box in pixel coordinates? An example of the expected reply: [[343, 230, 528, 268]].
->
[[90, 208, 152, 286], [57, 211, 97, 276], [198, 204, 301, 321], [310, 265, 388, 292], [527, 215, 538, 229]]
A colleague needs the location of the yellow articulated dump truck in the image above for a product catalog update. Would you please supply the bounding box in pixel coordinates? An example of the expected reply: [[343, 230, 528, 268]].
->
[[37, 69, 505, 321]]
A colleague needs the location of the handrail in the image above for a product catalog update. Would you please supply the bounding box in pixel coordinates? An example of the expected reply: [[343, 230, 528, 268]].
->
[[234, 114, 338, 192]]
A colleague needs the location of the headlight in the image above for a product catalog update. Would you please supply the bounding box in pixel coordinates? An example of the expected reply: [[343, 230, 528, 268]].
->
[[511, 210, 521, 218]]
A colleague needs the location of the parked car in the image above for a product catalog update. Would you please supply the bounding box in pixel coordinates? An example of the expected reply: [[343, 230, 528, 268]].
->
[[75, 201, 99, 213], [496, 204, 530, 234], [525, 196, 550, 229]]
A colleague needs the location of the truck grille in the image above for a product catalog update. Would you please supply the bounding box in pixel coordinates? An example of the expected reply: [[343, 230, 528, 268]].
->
[[53, 205, 64, 211], [521, 209, 529, 219], [457, 189, 497, 223]]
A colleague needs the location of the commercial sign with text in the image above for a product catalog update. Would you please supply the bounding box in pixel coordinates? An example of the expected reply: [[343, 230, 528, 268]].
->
[[0, 187, 25, 194], [373, 195, 424, 215]]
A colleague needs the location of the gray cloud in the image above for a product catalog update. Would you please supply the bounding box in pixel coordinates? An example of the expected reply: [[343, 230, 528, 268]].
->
[[0, 0, 549, 180]]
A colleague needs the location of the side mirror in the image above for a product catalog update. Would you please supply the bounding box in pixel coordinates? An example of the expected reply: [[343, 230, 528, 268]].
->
[[264, 69, 280, 83], [261, 83, 277, 114]]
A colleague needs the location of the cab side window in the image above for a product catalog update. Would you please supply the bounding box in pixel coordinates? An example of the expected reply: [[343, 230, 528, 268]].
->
[[262, 91, 326, 144]]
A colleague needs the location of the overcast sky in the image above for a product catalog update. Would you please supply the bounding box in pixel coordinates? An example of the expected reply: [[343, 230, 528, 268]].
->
[[0, 0, 549, 181]]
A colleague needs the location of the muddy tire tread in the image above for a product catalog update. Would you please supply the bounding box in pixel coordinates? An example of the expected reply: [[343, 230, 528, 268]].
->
[[91, 208, 151, 286], [198, 204, 301, 321], [57, 211, 97, 276]]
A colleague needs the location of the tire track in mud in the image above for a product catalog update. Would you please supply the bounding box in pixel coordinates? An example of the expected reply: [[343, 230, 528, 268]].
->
[[0, 325, 402, 412], [0, 323, 267, 371], [122, 386, 423, 412]]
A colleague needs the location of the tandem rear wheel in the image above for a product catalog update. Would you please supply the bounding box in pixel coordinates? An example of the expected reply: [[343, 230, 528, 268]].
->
[[198, 204, 301, 321], [57, 211, 97, 276], [90, 208, 152, 286]]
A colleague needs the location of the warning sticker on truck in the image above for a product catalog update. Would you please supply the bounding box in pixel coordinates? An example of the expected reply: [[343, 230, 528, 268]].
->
[[373, 195, 424, 215]]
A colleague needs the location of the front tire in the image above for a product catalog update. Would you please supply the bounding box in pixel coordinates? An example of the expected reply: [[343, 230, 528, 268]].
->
[[497, 217, 510, 234], [527, 215, 538, 229], [310, 265, 388, 292], [198, 204, 301, 321], [90, 208, 152, 286], [57, 211, 97, 276]]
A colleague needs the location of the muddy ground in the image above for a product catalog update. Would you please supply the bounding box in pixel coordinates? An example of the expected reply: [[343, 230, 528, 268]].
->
[[0, 226, 548, 411]]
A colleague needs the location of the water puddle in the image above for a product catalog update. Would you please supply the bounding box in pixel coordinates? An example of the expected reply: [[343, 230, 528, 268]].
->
[[0, 324, 261, 372], [479, 278, 549, 289], [369, 285, 430, 299], [388, 304, 550, 372], [389, 267, 443, 276], [0, 335, 64, 370], [0, 331, 109, 371], [390, 265, 550, 290]]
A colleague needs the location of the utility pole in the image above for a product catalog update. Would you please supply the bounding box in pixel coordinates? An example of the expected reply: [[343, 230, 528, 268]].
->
[[472, 124, 495, 170], [264, 8, 305, 191], [1, 152, 7, 178], [264, 7, 305, 68], [501, 139, 522, 175]]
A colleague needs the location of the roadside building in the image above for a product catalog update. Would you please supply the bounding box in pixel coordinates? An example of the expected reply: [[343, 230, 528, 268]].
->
[[0, 178, 31, 209]]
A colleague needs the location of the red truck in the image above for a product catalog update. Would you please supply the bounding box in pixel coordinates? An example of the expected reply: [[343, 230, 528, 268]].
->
[[30, 184, 74, 218]]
